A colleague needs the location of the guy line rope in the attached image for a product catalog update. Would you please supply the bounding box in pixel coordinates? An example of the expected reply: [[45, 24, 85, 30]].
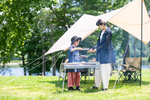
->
[[0, 51, 63, 87]]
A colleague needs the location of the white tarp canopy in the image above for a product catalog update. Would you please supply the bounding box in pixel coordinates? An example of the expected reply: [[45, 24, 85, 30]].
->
[[45, 0, 150, 55], [108, 0, 150, 44]]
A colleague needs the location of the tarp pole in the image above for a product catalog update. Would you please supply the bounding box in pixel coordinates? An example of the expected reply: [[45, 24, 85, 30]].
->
[[140, 0, 144, 87]]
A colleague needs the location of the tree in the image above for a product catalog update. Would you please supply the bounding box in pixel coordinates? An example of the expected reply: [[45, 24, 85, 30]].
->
[[21, 8, 64, 75], [0, 0, 37, 64], [0, 0, 57, 64], [0, 0, 132, 75]]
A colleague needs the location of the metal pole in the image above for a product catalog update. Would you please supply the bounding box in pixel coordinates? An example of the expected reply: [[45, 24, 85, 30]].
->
[[140, 0, 143, 86]]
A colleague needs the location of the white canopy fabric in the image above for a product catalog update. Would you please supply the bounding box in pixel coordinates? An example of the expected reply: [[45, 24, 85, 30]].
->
[[108, 0, 150, 44], [45, 8, 124, 55], [45, 0, 150, 55]]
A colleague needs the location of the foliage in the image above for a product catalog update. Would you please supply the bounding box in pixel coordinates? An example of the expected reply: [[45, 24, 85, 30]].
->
[[0, 0, 58, 64], [0, 0, 31, 64], [19, 0, 131, 74], [1, 0, 150, 75], [110, 28, 130, 62], [21, 8, 66, 75], [148, 54, 150, 62], [0, 69, 150, 99], [145, 0, 150, 17], [0, 0, 40, 64]]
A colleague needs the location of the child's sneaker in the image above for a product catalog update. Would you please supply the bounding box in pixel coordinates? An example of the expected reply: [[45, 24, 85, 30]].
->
[[68, 87, 75, 91]]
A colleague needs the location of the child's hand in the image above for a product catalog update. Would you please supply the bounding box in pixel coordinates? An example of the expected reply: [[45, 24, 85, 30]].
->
[[77, 47, 83, 51], [87, 49, 97, 53]]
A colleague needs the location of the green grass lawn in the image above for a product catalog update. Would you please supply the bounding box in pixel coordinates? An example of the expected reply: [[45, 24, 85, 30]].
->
[[0, 69, 150, 100]]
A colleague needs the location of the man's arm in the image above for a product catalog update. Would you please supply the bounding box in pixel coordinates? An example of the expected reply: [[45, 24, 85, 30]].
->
[[92, 45, 97, 50]]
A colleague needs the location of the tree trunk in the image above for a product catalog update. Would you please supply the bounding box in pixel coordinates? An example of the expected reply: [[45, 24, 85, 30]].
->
[[123, 43, 130, 64], [22, 54, 26, 76], [52, 55, 56, 76], [134, 38, 136, 57], [123, 31, 130, 64], [49, 14, 56, 76], [43, 50, 46, 76], [52, 37, 56, 76], [28, 51, 31, 76]]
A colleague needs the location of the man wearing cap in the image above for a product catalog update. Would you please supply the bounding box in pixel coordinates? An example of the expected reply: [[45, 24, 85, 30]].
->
[[68, 35, 83, 91]]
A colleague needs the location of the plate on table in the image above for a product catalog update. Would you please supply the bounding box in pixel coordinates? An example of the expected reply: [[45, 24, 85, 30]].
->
[[82, 48, 90, 51], [80, 55, 89, 58]]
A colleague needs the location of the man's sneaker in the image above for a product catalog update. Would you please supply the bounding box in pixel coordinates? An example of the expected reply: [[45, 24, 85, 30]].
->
[[76, 86, 82, 91], [90, 86, 98, 90], [100, 87, 108, 91]]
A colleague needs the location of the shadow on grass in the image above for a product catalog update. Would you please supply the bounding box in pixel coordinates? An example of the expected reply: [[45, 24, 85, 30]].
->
[[38, 79, 150, 93]]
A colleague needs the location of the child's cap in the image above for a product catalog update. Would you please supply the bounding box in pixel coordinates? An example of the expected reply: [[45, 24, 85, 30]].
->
[[71, 36, 82, 44]]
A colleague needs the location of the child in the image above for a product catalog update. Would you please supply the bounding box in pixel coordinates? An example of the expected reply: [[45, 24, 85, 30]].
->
[[68, 35, 83, 91]]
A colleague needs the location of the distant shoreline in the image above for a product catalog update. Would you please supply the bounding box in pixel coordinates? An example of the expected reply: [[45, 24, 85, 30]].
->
[[0, 63, 22, 66]]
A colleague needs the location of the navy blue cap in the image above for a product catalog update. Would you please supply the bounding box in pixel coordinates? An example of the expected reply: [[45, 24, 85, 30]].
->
[[71, 36, 82, 44]]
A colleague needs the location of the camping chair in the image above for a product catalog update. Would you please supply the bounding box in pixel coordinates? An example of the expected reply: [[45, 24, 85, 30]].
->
[[57, 59, 68, 92], [119, 57, 141, 83], [57, 62, 66, 92]]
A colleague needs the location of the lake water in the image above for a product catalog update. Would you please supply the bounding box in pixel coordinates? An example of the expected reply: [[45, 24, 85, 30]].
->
[[0, 65, 150, 76], [0, 67, 59, 76]]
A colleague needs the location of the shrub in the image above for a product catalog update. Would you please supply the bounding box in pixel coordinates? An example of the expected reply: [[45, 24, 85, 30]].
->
[[148, 54, 150, 62]]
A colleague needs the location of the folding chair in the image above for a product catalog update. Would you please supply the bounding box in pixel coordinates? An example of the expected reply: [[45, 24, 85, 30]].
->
[[119, 57, 141, 83], [57, 59, 69, 92], [57, 63, 66, 92]]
